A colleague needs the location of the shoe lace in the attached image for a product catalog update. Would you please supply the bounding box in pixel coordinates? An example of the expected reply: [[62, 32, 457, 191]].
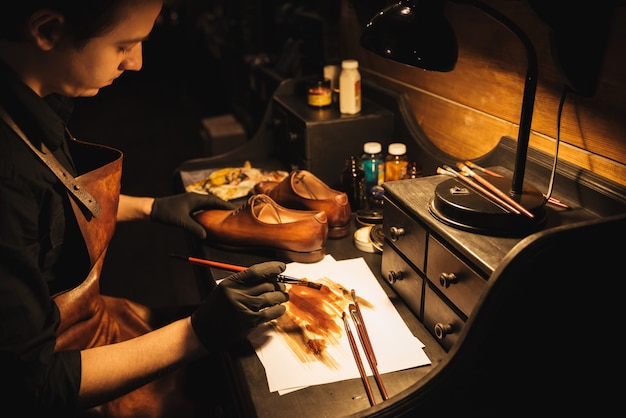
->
[[294, 172, 319, 200], [231, 199, 249, 216], [251, 195, 283, 223]]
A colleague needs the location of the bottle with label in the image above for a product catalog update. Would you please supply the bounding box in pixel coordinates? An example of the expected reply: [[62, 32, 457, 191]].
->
[[307, 78, 332, 108], [339, 156, 366, 211], [384, 143, 409, 182], [339, 60, 361, 114], [361, 141, 385, 193]]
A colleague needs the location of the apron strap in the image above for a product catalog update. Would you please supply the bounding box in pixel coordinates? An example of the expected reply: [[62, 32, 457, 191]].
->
[[0, 105, 101, 218]]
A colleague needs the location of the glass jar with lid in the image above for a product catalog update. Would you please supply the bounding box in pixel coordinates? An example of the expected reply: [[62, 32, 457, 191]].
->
[[384, 143, 409, 182]]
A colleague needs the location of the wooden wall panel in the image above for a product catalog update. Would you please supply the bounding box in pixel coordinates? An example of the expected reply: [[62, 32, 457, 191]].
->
[[340, 0, 626, 186]]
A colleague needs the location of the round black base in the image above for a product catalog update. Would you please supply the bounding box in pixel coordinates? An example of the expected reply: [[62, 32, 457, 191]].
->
[[429, 176, 547, 237]]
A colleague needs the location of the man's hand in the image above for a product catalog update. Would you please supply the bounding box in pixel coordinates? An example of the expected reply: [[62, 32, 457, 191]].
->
[[190, 261, 290, 352], [151, 192, 235, 239]]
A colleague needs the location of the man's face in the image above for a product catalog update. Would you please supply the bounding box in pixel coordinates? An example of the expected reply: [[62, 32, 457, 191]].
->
[[46, 0, 163, 97]]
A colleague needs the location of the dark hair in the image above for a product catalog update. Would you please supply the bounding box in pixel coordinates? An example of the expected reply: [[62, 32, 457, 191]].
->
[[0, 0, 140, 47]]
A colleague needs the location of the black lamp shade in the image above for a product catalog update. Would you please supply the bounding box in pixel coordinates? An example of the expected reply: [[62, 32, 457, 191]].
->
[[360, 0, 458, 72]]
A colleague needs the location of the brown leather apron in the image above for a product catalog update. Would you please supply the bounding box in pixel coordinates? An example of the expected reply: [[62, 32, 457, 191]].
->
[[51, 138, 199, 417]]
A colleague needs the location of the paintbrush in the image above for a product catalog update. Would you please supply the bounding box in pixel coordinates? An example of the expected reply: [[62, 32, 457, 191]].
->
[[464, 160, 504, 178], [169, 254, 322, 290], [351, 290, 376, 365], [342, 311, 376, 406], [438, 166, 521, 215], [456, 163, 535, 218], [349, 302, 388, 401]]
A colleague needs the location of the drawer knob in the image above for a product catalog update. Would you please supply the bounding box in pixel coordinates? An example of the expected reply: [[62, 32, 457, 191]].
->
[[390, 226, 406, 241], [434, 323, 453, 340], [387, 270, 403, 284], [439, 272, 458, 288], [288, 131, 299, 141]]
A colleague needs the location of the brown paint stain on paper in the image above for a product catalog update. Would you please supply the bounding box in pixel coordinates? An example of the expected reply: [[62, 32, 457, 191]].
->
[[271, 277, 374, 369]]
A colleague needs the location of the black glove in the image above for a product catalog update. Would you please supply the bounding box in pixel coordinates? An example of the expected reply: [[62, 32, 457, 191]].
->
[[191, 261, 290, 352], [151, 192, 235, 239]]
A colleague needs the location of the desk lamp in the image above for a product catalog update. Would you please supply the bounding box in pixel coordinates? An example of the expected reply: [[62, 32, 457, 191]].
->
[[360, 0, 546, 236]]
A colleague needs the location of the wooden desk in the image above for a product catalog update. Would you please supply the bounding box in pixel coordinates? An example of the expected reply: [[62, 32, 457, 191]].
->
[[174, 78, 626, 416], [178, 161, 626, 417], [190, 219, 446, 418]]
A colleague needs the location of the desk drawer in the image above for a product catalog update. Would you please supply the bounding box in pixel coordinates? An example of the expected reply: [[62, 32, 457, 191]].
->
[[423, 283, 464, 351], [381, 244, 424, 321], [383, 199, 427, 271], [426, 236, 485, 318]]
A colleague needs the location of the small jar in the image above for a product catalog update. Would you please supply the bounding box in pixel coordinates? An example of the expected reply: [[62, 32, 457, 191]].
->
[[307, 78, 332, 108], [361, 141, 385, 193], [384, 143, 409, 182]]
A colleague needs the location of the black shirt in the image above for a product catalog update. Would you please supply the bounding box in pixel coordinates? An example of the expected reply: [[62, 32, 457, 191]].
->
[[0, 60, 90, 413]]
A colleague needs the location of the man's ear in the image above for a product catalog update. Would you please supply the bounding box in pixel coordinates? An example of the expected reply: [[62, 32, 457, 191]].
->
[[28, 10, 65, 50]]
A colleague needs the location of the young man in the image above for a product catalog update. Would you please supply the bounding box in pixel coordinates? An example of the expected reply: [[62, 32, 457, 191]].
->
[[0, 1, 290, 415]]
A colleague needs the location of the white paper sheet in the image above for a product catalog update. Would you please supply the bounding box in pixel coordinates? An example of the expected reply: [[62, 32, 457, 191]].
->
[[248, 255, 431, 394]]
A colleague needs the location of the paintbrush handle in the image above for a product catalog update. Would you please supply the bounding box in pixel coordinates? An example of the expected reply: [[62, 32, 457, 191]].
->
[[441, 167, 521, 215], [470, 172, 535, 218], [170, 254, 322, 289], [465, 161, 504, 178], [170, 254, 246, 271], [350, 304, 388, 400], [343, 312, 376, 406], [350, 291, 376, 365]]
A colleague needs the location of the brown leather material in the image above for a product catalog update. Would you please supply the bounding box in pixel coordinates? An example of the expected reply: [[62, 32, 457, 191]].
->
[[53, 255, 111, 351], [66, 140, 122, 265], [194, 193, 328, 263], [254, 170, 352, 238], [54, 140, 123, 350], [53, 254, 155, 352], [50, 138, 205, 417]]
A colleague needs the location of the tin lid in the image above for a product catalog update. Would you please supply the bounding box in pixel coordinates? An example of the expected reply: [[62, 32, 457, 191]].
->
[[341, 59, 359, 69], [363, 141, 382, 154], [369, 224, 384, 252], [355, 208, 383, 226], [308, 78, 331, 88], [388, 143, 406, 155], [354, 225, 378, 253]]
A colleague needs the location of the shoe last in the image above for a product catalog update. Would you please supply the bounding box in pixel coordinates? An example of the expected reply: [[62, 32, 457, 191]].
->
[[254, 170, 351, 238], [194, 194, 328, 263]]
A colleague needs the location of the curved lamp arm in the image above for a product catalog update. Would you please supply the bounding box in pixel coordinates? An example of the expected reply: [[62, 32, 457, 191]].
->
[[464, 0, 537, 195]]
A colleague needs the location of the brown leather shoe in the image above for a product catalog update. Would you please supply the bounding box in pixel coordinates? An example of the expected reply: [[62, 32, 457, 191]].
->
[[194, 194, 328, 263], [254, 170, 351, 238]]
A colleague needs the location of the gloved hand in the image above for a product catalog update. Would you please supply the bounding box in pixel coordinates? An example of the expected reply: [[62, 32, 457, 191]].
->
[[151, 192, 235, 239], [191, 261, 290, 352]]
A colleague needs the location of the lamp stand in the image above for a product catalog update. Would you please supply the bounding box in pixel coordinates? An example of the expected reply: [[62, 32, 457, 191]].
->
[[432, 0, 547, 236], [360, 0, 550, 236], [429, 175, 546, 236]]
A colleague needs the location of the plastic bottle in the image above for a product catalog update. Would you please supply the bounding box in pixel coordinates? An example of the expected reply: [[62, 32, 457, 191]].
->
[[361, 141, 385, 193], [384, 143, 409, 182], [339, 60, 361, 114], [340, 156, 366, 211]]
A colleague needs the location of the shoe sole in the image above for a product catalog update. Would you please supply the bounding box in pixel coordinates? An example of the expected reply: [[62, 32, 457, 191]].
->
[[209, 243, 326, 264], [328, 224, 350, 239]]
